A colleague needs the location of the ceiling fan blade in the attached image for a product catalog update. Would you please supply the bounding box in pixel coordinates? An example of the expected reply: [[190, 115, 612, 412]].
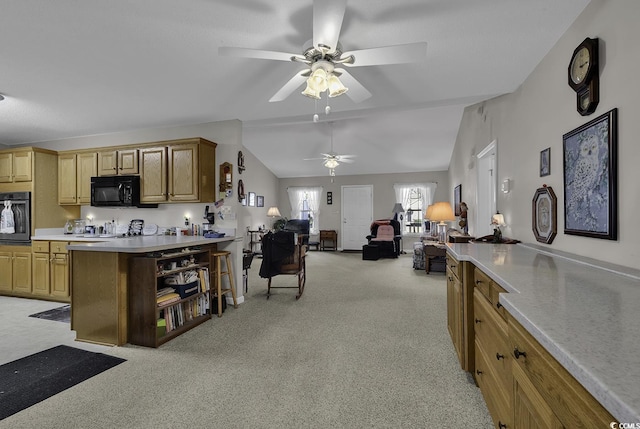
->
[[303, 157, 325, 161], [313, 0, 347, 54], [269, 71, 309, 102], [338, 158, 355, 163], [342, 42, 428, 67], [334, 68, 372, 103], [219, 46, 302, 62]]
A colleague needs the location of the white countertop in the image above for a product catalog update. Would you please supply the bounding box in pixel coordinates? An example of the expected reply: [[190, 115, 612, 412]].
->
[[33, 233, 237, 253], [447, 242, 640, 423]]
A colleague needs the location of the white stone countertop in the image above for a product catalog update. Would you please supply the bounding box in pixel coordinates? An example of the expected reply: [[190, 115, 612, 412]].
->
[[447, 242, 640, 423], [33, 233, 237, 253]]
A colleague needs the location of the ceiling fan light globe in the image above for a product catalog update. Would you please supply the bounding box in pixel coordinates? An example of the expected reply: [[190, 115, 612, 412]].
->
[[309, 68, 328, 91], [324, 158, 339, 169], [327, 75, 348, 97], [302, 81, 321, 99]]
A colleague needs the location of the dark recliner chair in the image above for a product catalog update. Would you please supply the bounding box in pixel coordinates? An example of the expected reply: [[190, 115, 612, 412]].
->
[[283, 219, 310, 245], [365, 219, 401, 259]]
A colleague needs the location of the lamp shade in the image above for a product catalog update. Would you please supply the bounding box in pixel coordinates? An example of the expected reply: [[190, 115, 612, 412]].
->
[[491, 212, 505, 226], [302, 81, 321, 99], [424, 204, 434, 219], [267, 207, 281, 217], [429, 202, 455, 222], [392, 203, 405, 214]]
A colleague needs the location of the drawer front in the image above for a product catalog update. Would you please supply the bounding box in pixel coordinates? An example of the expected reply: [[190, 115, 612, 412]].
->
[[50, 241, 70, 254], [489, 282, 508, 320], [474, 267, 492, 300], [474, 290, 511, 395], [446, 253, 462, 280], [508, 314, 614, 428], [32, 241, 50, 253], [475, 340, 512, 429]]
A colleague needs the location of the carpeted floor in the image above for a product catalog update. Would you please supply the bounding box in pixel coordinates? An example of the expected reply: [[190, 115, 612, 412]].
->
[[0, 345, 125, 420], [0, 251, 492, 428]]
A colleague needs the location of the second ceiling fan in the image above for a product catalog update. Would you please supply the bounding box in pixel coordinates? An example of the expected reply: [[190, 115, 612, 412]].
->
[[219, 0, 428, 103]]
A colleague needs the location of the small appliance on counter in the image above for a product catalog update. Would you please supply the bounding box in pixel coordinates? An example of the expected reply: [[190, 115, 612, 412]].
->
[[72, 219, 86, 235]]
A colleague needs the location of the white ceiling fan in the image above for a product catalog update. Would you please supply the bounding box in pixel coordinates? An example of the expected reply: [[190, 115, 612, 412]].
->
[[304, 123, 355, 175], [219, 0, 427, 103]]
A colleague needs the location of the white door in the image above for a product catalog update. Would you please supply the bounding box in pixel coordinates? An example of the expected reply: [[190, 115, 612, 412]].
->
[[476, 140, 497, 238], [341, 185, 373, 250]]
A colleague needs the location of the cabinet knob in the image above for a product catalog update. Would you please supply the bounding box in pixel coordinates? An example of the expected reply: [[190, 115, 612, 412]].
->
[[113, 167, 117, 170], [476, 369, 483, 375], [498, 422, 507, 429], [475, 318, 481, 324], [475, 279, 481, 285], [496, 302, 503, 309], [513, 348, 527, 359], [496, 353, 505, 360], [448, 276, 453, 282]]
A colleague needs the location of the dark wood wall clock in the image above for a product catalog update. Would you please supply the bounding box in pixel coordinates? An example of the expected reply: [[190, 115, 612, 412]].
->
[[568, 37, 599, 116]]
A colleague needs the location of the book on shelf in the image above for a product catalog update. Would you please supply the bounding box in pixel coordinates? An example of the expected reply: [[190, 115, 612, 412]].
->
[[198, 267, 210, 293], [157, 292, 180, 306]]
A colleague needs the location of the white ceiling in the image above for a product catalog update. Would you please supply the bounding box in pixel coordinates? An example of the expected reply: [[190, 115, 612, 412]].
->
[[0, 0, 590, 178]]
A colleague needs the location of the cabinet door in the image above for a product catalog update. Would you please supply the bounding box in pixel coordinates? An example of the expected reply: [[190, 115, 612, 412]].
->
[[51, 253, 69, 297], [139, 146, 167, 203], [58, 153, 78, 204], [0, 153, 13, 182], [0, 251, 12, 291], [97, 150, 118, 176], [77, 152, 97, 204], [12, 151, 33, 182], [447, 269, 463, 366], [513, 363, 564, 429], [32, 252, 51, 296], [168, 143, 199, 201], [118, 149, 139, 175], [12, 252, 32, 292]]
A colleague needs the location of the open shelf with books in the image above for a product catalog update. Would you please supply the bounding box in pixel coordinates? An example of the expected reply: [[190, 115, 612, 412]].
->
[[128, 245, 215, 347]]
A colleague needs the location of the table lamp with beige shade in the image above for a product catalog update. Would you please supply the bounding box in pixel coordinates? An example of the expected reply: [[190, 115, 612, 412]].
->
[[429, 202, 456, 243]]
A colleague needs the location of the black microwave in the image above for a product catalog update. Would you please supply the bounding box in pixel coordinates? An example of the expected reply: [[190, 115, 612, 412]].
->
[[91, 175, 156, 208]]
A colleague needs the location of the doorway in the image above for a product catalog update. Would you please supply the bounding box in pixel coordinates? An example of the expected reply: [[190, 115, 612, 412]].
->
[[476, 140, 497, 238], [341, 185, 373, 250]]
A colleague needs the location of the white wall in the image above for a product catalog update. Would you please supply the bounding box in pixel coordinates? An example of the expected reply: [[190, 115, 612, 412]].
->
[[449, 0, 640, 268]]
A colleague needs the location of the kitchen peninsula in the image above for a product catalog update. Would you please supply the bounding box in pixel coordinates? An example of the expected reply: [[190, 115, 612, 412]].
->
[[66, 234, 236, 347], [446, 242, 640, 425]]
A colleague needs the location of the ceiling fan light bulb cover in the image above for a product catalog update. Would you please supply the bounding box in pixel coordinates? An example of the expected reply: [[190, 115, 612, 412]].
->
[[324, 158, 339, 168], [327, 75, 348, 97], [302, 81, 321, 99], [309, 68, 328, 91]]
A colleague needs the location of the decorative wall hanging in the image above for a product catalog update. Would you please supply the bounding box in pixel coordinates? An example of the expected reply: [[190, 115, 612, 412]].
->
[[248, 192, 256, 207], [257, 195, 264, 207], [219, 162, 233, 197], [563, 108, 617, 240], [237, 179, 245, 203], [327, 191, 333, 205], [540, 147, 550, 177], [532, 185, 557, 244], [453, 184, 462, 216], [237, 151, 245, 173]]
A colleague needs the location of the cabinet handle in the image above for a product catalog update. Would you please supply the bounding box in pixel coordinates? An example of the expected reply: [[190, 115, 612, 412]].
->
[[513, 348, 527, 359], [475, 279, 482, 285], [475, 318, 481, 324], [476, 369, 483, 375], [448, 276, 453, 282], [450, 264, 456, 269], [496, 352, 505, 360], [496, 302, 503, 309], [113, 167, 117, 170], [498, 422, 507, 429]]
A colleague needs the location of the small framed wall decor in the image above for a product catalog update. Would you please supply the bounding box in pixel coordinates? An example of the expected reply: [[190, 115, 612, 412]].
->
[[532, 185, 557, 244], [563, 108, 617, 240], [327, 191, 333, 205], [248, 192, 256, 207], [453, 184, 462, 216], [540, 147, 550, 177], [257, 195, 264, 207]]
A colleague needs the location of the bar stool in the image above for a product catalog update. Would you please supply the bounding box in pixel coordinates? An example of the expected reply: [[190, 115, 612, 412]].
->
[[212, 250, 238, 317]]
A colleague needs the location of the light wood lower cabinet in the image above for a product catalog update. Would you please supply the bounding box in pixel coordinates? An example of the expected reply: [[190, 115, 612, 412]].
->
[[0, 247, 32, 294], [31, 240, 75, 302]]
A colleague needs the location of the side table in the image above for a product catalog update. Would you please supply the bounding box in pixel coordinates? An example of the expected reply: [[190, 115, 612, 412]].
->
[[319, 230, 338, 251], [423, 243, 447, 274]]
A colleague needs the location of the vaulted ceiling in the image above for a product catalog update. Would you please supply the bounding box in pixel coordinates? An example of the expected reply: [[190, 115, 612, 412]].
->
[[0, 0, 590, 178]]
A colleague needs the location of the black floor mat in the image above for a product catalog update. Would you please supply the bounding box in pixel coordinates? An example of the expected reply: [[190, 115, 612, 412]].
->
[[28, 305, 70, 323], [0, 345, 126, 420]]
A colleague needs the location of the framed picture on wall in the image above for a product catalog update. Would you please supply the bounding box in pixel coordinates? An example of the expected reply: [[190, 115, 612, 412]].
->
[[532, 185, 557, 244], [454, 184, 462, 216], [248, 192, 256, 207], [563, 108, 617, 240], [257, 195, 264, 207], [540, 147, 550, 177]]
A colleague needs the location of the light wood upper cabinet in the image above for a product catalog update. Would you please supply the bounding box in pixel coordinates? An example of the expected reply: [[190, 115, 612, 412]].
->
[[98, 149, 138, 176], [168, 143, 199, 201], [58, 152, 97, 205], [139, 146, 167, 203], [0, 151, 32, 183]]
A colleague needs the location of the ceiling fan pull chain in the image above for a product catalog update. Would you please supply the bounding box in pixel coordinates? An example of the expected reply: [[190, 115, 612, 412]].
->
[[325, 95, 331, 115]]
